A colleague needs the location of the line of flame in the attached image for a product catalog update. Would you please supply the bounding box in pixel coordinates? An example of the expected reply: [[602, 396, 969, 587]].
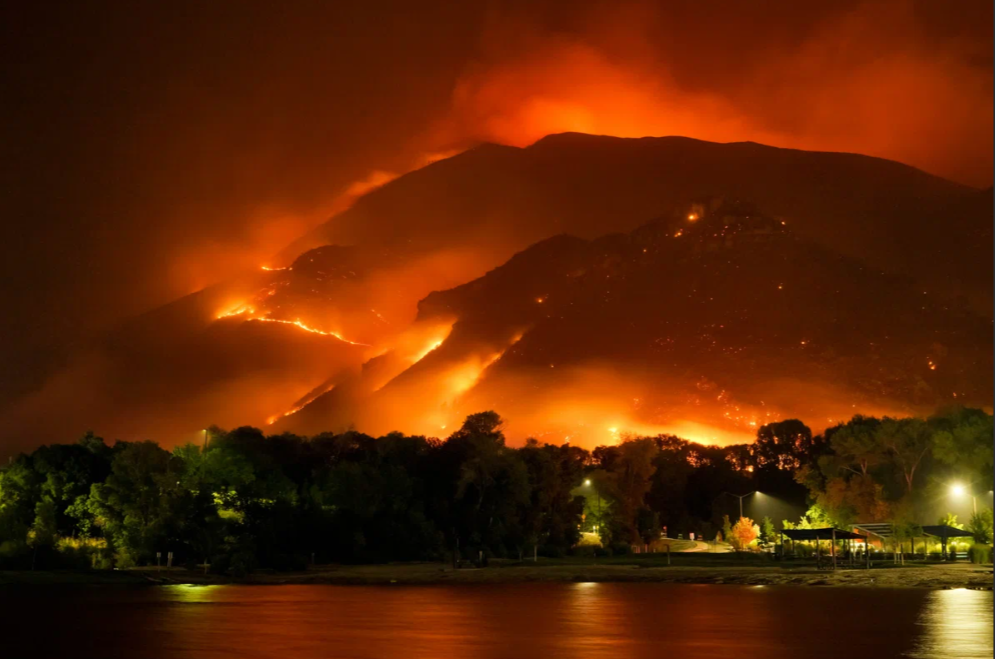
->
[[266, 383, 337, 425], [215, 305, 368, 346], [247, 317, 370, 345]]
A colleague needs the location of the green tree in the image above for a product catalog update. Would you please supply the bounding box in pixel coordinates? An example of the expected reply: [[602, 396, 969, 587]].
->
[[753, 420, 816, 471], [939, 512, 963, 529], [758, 516, 776, 549], [877, 417, 931, 496], [968, 508, 993, 544], [722, 514, 733, 541], [436, 412, 530, 560], [826, 416, 884, 477], [87, 441, 179, 566], [519, 440, 586, 556], [930, 408, 994, 491], [604, 438, 658, 544], [636, 507, 660, 547]]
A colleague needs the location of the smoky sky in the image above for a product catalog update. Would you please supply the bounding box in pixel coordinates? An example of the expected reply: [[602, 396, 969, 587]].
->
[[1, 0, 991, 400]]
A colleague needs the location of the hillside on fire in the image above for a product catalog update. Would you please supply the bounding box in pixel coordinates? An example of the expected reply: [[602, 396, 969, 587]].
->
[[1, 135, 991, 450]]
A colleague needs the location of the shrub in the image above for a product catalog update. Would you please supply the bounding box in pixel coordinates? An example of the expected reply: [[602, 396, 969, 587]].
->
[[0, 539, 31, 569], [55, 537, 107, 569], [593, 546, 613, 557], [609, 542, 632, 556], [575, 532, 602, 547], [538, 544, 566, 558], [228, 550, 257, 577], [571, 545, 597, 558], [968, 544, 992, 565]]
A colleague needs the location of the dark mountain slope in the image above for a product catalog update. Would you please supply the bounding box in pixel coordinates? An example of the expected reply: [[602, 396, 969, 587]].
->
[[280, 198, 991, 445], [282, 133, 990, 310]]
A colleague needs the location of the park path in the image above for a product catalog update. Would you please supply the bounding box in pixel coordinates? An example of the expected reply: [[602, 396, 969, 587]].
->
[[681, 540, 733, 553]]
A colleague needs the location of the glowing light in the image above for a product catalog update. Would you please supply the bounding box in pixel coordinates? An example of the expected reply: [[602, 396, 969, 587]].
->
[[260, 265, 289, 271], [688, 213, 698, 221], [216, 305, 368, 346], [412, 340, 444, 364], [674, 229, 684, 238], [266, 382, 337, 425], [216, 304, 255, 319], [584, 479, 592, 486], [248, 317, 369, 345], [950, 483, 966, 497]]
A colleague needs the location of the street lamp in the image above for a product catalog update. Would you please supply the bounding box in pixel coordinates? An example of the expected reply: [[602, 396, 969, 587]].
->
[[723, 491, 759, 519], [583, 479, 601, 531], [950, 482, 977, 514]]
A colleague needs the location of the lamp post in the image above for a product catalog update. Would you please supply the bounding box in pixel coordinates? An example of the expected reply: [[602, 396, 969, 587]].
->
[[584, 479, 601, 531], [723, 491, 758, 519], [950, 483, 977, 514]]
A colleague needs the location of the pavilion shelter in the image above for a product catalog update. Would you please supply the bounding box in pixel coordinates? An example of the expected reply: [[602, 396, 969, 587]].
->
[[780, 528, 868, 569]]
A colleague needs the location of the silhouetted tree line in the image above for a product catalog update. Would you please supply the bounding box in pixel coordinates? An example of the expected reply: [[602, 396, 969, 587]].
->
[[0, 407, 990, 574]]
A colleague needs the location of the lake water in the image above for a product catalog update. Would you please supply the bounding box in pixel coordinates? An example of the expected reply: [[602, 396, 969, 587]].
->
[[1, 583, 990, 658]]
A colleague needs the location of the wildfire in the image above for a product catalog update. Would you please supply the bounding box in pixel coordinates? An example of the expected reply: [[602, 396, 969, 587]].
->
[[412, 340, 444, 364], [217, 304, 256, 319], [266, 383, 336, 425], [260, 265, 290, 271], [249, 317, 369, 345], [216, 304, 368, 346]]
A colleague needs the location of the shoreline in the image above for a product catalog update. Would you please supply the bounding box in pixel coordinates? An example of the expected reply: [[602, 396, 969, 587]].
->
[[2, 561, 991, 590]]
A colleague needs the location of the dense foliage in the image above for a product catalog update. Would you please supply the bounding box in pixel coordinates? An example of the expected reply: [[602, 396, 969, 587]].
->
[[1, 407, 990, 573]]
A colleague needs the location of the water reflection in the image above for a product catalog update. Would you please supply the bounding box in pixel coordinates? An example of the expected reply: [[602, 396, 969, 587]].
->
[[0, 583, 990, 659], [907, 589, 994, 659]]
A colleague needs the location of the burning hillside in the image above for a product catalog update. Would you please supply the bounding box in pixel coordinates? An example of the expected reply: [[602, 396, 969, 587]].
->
[[1, 135, 990, 450], [273, 198, 992, 445]]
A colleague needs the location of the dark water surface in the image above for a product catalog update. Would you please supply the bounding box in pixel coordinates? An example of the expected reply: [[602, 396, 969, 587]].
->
[[1, 583, 990, 658]]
